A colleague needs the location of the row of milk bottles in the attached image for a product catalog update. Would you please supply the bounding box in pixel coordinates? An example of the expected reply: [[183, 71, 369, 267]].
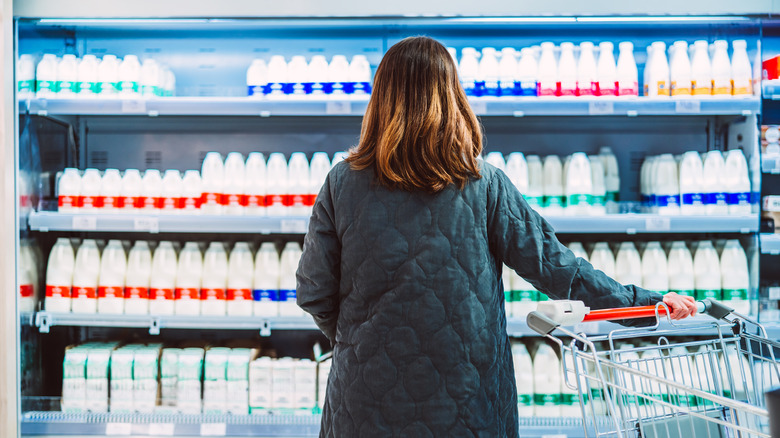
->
[[456, 42, 638, 97], [19, 239, 43, 313], [247, 55, 372, 96], [20, 53, 176, 100], [640, 149, 753, 215], [44, 238, 306, 317], [644, 40, 753, 97], [484, 147, 620, 216], [57, 151, 344, 216], [511, 341, 580, 417]]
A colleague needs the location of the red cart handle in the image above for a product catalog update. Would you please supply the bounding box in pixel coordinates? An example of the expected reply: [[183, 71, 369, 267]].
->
[[581, 305, 668, 322]]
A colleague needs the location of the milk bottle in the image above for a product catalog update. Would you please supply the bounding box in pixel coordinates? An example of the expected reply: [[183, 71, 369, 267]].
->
[[498, 48, 518, 96], [266, 55, 288, 96], [348, 55, 372, 95], [245, 153, 267, 215], [223, 152, 247, 215], [646, 42, 670, 97], [160, 170, 183, 214], [690, 41, 713, 96], [533, 342, 562, 416], [265, 153, 288, 216], [72, 239, 101, 313], [141, 169, 163, 212], [670, 41, 692, 96], [287, 153, 310, 216], [516, 47, 538, 96], [654, 154, 680, 215], [615, 241, 642, 287], [640, 157, 654, 211], [641, 242, 669, 294], [227, 242, 254, 316], [679, 151, 705, 215], [35, 54, 58, 98], [180, 170, 202, 213], [542, 155, 564, 215], [599, 147, 620, 209], [57, 54, 79, 96], [97, 240, 127, 314], [597, 42, 618, 96], [201, 242, 228, 316], [309, 152, 331, 207], [97, 55, 120, 96], [589, 242, 616, 278], [567, 242, 589, 261], [478, 47, 500, 96], [510, 271, 537, 318], [331, 151, 348, 168], [577, 42, 597, 96], [702, 151, 728, 214], [537, 42, 557, 97], [525, 155, 544, 211], [279, 242, 303, 317], [564, 152, 592, 216], [724, 149, 751, 215], [149, 241, 177, 315], [506, 153, 529, 194], [246, 59, 268, 97], [174, 242, 203, 315], [459, 48, 479, 96], [720, 240, 750, 314], [119, 55, 141, 96], [693, 241, 722, 301], [201, 152, 225, 214], [667, 241, 695, 298], [326, 55, 349, 95], [124, 241, 152, 314], [557, 43, 577, 96], [287, 56, 308, 95], [140, 59, 160, 97], [616, 42, 638, 96], [512, 343, 535, 416], [307, 55, 329, 95], [17, 54, 36, 99], [485, 152, 506, 172], [731, 40, 752, 97], [45, 237, 76, 312], [58, 168, 82, 212], [80, 169, 102, 212], [76, 54, 99, 96], [588, 156, 607, 216], [711, 40, 732, 96], [99, 169, 122, 212], [120, 169, 143, 211], [18, 241, 37, 313], [253, 242, 281, 317]]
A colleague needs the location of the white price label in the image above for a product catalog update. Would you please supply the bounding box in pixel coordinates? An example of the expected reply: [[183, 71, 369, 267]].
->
[[326, 101, 352, 115], [764, 196, 780, 211], [675, 100, 701, 114], [71, 215, 97, 231], [645, 217, 671, 232], [588, 101, 614, 115], [280, 219, 307, 233], [133, 216, 160, 233], [121, 99, 147, 113], [105, 422, 132, 435], [470, 100, 487, 115], [200, 423, 227, 436], [148, 423, 175, 436], [768, 287, 780, 300]]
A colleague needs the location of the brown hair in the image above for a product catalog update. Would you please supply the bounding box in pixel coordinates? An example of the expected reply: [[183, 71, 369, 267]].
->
[[346, 36, 483, 192]]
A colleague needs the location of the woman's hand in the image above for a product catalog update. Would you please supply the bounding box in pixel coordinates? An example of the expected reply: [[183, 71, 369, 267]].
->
[[663, 292, 698, 320]]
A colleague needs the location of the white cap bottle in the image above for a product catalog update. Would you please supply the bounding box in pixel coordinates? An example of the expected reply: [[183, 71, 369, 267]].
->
[[720, 239, 750, 314], [279, 242, 303, 317], [588, 155, 607, 216], [670, 41, 692, 96], [288, 153, 310, 216], [711, 40, 732, 96], [512, 343, 535, 417], [71, 239, 101, 313], [141, 169, 163, 211], [525, 155, 544, 211], [57, 54, 79, 96], [223, 152, 247, 215], [702, 151, 729, 214], [616, 42, 638, 96], [724, 149, 751, 215], [227, 242, 254, 316], [693, 241, 722, 301], [265, 153, 289, 216], [533, 342, 562, 417], [307, 55, 329, 95], [498, 48, 518, 97], [140, 59, 160, 98], [589, 242, 616, 278], [506, 153, 529, 194], [97, 240, 127, 314], [478, 47, 500, 97], [485, 152, 506, 172], [459, 47, 480, 96], [180, 170, 202, 213], [597, 42, 618, 97], [119, 55, 141, 96], [80, 169, 102, 212], [309, 152, 331, 209], [119, 169, 143, 211], [267, 55, 288, 96], [516, 48, 538, 97], [149, 241, 177, 315], [731, 40, 752, 97], [542, 155, 564, 215], [201, 242, 228, 316], [174, 241, 203, 315], [557, 43, 577, 97], [577, 42, 597, 97], [288, 56, 308, 95], [641, 242, 669, 294], [537, 43, 558, 97], [599, 147, 620, 210], [667, 241, 695, 298], [17, 54, 36, 99], [99, 169, 122, 212], [691, 41, 713, 96], [245, 153, 267, 216], [654, 154, 680, 215], [76, 54, 99, 97], [246, 59, 268, 97], [349, 55, 372, 95], [201, 152, 225, 214], [615, 241, 642, 287], [647, 42, 670, 97], [253, 242, 281, 317], [564, 152, 592, 216], [679, 151, 705, 215], [160, 170, 183, 214], [124, 241, 152, 314], [328, 55, 350, 95], [45, 237, 76, 312], [35, 54, 58, 98], [58, 168, 82, 212]]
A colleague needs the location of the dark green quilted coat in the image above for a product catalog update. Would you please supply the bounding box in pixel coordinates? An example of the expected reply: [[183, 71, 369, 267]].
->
[[297, 161, 662, 437]]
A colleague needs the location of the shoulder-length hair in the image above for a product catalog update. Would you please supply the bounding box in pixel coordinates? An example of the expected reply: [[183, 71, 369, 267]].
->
[[345, 36, 483, 192]]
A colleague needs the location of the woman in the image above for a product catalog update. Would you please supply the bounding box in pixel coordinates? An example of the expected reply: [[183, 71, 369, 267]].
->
[[297, 36, 696, 437]]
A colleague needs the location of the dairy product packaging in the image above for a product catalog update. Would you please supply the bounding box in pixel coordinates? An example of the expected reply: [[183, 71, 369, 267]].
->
[[109, 346, 136, 413], [159, 348, 180, 411], [203, 347, 230, 414], [133, 346, 160, 413], [249, 356, 274, 413], [227, 348, 259, 414], [177, 348, 205, 414]]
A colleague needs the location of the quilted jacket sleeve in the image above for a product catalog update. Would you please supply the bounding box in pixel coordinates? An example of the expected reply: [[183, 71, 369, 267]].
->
[[486, 169, 663, 321], [297, 172, 341, 342]]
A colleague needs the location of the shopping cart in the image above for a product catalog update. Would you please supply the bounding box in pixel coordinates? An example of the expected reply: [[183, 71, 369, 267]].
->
[[526, 299, 780, 438]]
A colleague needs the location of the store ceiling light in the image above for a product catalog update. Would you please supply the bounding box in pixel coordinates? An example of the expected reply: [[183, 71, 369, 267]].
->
[[446, 17, 578, 24]]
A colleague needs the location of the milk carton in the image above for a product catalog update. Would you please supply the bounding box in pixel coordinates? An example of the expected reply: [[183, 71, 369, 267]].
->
[[133, 346, 160, 413], [62, 345, 88, 412], [615, 241, 642, 287], [272, 358, 296, 412], [227, 242, 254, 316], [159, 348, 180, 411], [667, 241, 695, 298], [295, 359, 317, 411], [597, 42, 618, 96], [557, 43, 577, 96], [72, 239, 100, 313], [534, 342, 562, 416], [577, 42, 598, 96], [227, 348, 258, 414], [279, 242, 303, 317], [223, 152, 247, 215], [249, 357, 274, 413], [317, 358, 331, 410], [204, 347, 230, 414], [641, 242, 669, 294], [201, 242, 228, 316], [177, 348, 205, 414], [201, 152, 225, 214], [97, 240, 126, 314], [109, 347, 135, 412], [124, 241, 152, 314], [691, 41, 713, 96], [175, 242, 203, 315], [254, 242, 281, 317], [85, 346, 112, 412], [45, 237, 76, 312], [245, 153, 267, 215], [720, 240, 750, 314], [149, 241, 177, 315]]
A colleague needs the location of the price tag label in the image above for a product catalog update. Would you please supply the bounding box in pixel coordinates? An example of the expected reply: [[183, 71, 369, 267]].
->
[[200, 423, 227, 436], [121, 99, 147, 113], [71, 215, 97, 231], [764, 196, 780, 211], [768, 287, 780, 300], [280, 219, 307, 234], [675, 100, 701, 114], [588, 101, 614, 115], [470, 100, 487, 115], [133, 216, 160, 233], [645, 217, 671, 232], [326, 101, 352, 115], [148, 423, 175, 436], [105, 422, 132, 436]]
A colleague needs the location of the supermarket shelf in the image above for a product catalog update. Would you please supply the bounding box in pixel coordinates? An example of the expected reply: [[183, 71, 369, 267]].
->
[[28, 211, 759, 234], [760, 233, 780, 255], [763, 81, 780, 100], [19, 96, 760, 117]]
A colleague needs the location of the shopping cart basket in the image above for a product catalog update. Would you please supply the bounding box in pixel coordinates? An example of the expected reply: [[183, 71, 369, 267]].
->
[[526, 299, 780, 438]]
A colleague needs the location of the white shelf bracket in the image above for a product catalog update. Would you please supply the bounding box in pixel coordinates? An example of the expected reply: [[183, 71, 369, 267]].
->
[[260, 320, 272, 337]]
